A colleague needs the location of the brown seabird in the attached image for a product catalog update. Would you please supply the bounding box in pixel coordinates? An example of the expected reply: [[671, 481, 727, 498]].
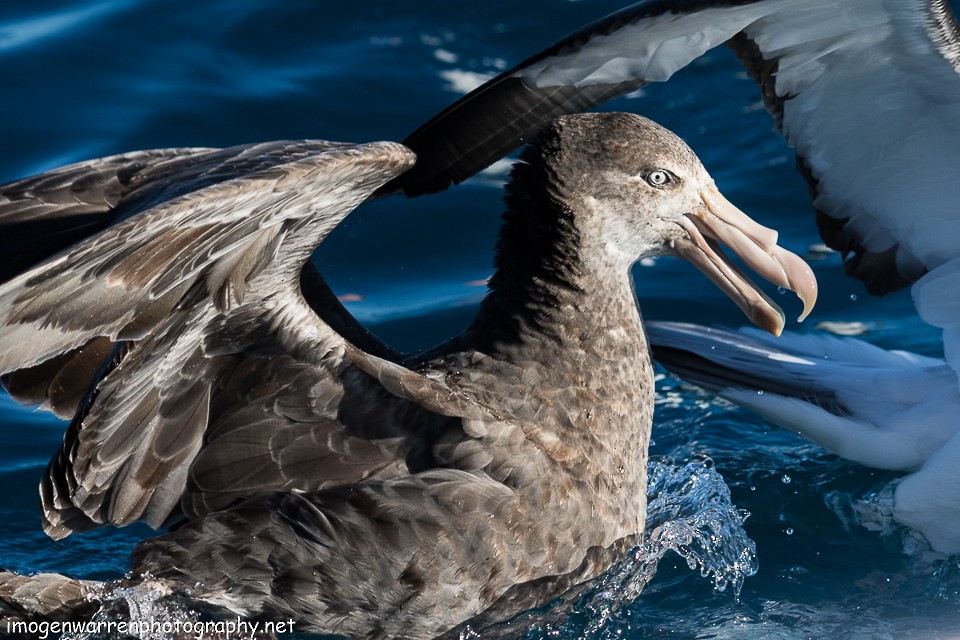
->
[[0, 113, 815, 637]]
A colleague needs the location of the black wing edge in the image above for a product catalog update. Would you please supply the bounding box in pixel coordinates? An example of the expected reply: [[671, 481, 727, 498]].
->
[[388, 76, 642, 197], [387, 0, 764, 197], [646, 321, 845, 415]]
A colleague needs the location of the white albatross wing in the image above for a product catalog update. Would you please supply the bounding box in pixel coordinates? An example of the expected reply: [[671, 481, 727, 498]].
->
[[647, 322, 960, 471], [647, 321, 960, 553]]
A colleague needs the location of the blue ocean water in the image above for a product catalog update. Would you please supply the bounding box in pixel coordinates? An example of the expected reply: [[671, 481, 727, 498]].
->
[[0, 1, 958, 638]]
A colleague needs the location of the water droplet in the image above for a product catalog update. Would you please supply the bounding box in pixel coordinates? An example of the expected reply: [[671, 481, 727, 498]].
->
[[781, 474, 792, 484], [777, 286, 786, 295], [757, 390, 764, 395], [786, 527, 794, 535], [850, 294, 858, 301]]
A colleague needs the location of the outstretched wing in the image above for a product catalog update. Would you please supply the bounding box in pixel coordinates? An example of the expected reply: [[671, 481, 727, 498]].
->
[[394, 0, 778, 197], [0, 140, 487, 538], [0, 141, 376, 416]]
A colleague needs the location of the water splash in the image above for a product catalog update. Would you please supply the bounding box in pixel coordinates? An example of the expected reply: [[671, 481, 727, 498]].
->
[[643, 455, 758, 596], [465, 455, 757, 638], [61, 577, 204, 640]]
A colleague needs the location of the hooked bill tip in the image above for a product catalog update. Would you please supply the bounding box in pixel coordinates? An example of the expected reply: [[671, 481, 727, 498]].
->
[[790, 265, 818, 323]]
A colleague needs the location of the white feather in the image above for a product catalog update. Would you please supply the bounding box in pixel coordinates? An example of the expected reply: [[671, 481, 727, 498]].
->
[[649, 321, 960, 553]]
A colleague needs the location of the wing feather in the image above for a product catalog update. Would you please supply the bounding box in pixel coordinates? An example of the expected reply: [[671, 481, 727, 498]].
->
[[0, 140, 500, 537]]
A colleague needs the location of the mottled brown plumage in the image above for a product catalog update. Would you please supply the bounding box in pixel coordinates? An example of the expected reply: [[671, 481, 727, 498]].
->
[[0, 113, 814, 638]]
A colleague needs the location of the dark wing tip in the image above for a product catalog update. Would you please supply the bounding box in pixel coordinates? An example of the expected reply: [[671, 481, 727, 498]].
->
[[388, 76, 644, 198]]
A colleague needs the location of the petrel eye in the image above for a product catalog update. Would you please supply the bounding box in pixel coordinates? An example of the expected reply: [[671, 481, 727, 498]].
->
[[646, 170, 673, 187]]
